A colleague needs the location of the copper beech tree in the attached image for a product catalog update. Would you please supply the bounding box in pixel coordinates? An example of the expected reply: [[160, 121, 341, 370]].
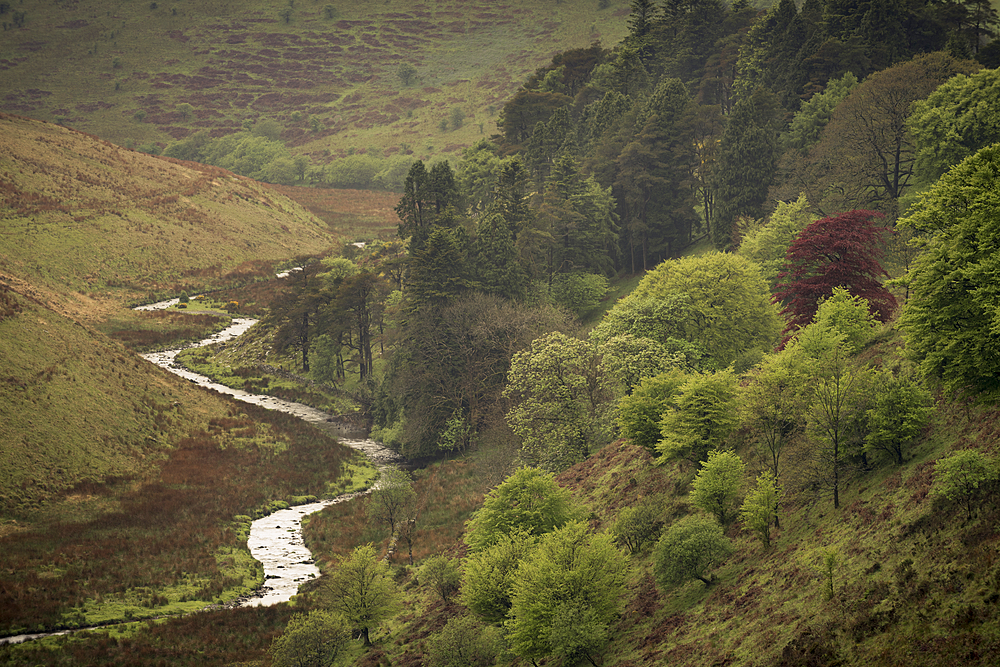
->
[[773, 210, 896, 345]]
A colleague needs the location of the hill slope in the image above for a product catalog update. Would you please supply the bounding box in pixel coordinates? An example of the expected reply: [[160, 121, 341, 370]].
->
[[0, 113, 337, 314], [0, 0, 629, 162]]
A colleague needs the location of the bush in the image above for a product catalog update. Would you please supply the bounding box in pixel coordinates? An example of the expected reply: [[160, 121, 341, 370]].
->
[[425, 614, 504, 667], [934, 449, 999, 520], [420, 555, 461, 602]]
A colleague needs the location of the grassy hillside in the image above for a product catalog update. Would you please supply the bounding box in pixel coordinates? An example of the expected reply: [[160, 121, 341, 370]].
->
[[0, 0, 630, 163], [0, 112, 344, 315]]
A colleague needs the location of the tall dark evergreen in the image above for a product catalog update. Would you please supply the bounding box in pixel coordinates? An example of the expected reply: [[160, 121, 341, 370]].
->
[[713, 88, 780, 250]]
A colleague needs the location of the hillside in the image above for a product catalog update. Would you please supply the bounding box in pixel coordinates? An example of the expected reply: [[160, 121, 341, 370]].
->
[[0, 112, 340, 315], [0, 0, 629, 163]]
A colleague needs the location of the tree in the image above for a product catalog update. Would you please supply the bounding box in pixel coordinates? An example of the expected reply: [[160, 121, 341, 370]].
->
[[398, 63, 417, 86], [324, 544, 401, 646], [898, 144, 1000, 398], [464, 467, 581, 552], [659, 370, 739, 465], [611, 500, 663, 555], [739, 471, 782, 548], [736, 194, 818, 286], [504, 332, 613, 472], [811, 286, 880, 353], [507, 521, 630, 665], [618, 369, 689, 454], [653, 514, 733, 588], [808, 52, 979, 217], [713, 87, 781, 249], [908, 66, 1000, 183], [801, 326, 874, 509], [368, 468, 416, 539], [690, 449, 746, 527], [780, 72, 859, 154], [598, 334, 684, 398], [425, 614, 504, 667], [269, 610, 351, 667], [773, 210, 896, 345], [420, 555, 461, 602], [933, 449, 998, 520], [461, 530, 538, 623], [864, 369, 933, 465], [609, 252, 782, 367]]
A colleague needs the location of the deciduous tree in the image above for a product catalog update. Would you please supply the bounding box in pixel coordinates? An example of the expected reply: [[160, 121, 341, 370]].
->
[[464, 467, 581, 552], [773, 210, 895, 345], [899, 144, 1000, 398], [739, 471, 782, 547], [659, 370, 739, 465], [269, 610, 351, 667], [864, 369, 933, 465], [324, 544, 401, 646], [368, 468, 416, 539], [691, 449, 746, 526], [507, 521, 630, 665], [933, 449, 998, 520], [653, 514, 733, 588]]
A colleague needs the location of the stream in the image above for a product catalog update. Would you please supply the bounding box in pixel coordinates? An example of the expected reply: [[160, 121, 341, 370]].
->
[[0, 300, 403, 646]]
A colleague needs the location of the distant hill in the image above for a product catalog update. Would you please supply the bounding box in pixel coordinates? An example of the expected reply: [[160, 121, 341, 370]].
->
[[0, 112, 338, 315], [0, 0, 630, 163]]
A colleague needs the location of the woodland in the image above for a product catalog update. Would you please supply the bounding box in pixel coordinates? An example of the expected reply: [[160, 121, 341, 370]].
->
[[2, 0, 1000, 665]]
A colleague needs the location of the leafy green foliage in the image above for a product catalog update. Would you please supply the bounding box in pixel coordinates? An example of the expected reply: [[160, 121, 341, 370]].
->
[[323, 544, 401, 646], [690, 449, 746, 527], [616, 252, 782, 367], [739, 471, 782, 548], [659, 370, 739, 465], [461, 531, 538, 623], [611, 500, 664, 554], [899, 144, 1000, 399], [653, 514, 733, 588], [598, 334, 684, 397], [812, 287, 880, 353], [505, 332, 613, 471], [506, 521, 630, 663], [739, 351, 810, 480], [424, 614, 504, 667], [933, 450, 999, 520], [550, 272, 609, 317], [420, 555, 462, 602], [464, 467, 581, 553], [781, 72, 859, 153], [618, 369, 689, 453], [736, 194, 817, 286], [269, 610, 351, 667], [864, 370, 934, 465], [909, 67, 1000, 182]]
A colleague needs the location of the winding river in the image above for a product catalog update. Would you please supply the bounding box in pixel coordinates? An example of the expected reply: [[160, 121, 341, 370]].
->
[[0, 302, 402, 646], [139, 310, 404, 607]]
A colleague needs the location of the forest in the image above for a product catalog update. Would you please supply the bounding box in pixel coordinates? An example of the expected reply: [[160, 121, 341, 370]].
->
[[3, 0, 1000, 664]]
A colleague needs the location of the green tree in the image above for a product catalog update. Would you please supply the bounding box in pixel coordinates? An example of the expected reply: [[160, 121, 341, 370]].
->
[[598, 333, 684, 398], [269, 610, 351, 667], [691, 449, 746, 527], [611, 500, 663, 555], [398, 63, 417, 86], [933, 449, 998, 520], [464, 467, 580, 552], [659, 370, 739, 465], [898, 144, 1000, 399], [739, 471, 782, 548], [812, 287, 880, 354], [425, 614, 504, 667], [549, 273, 608, 317], [739, 351, 810, 481], [420, 555, 461, 602], [800, 326, 874, 509], [368, 468, 416, 538], [736, 194, 818, 286], [504, 332, 613, 471], [909, 67, 1000, 183], [864, 369, 933, 465], [653, 514, 733, 588], [507, 521, 630, 665], [713, 87, 781, 249], [324, 544, 401, 646], [461, 531, 538, 623], [618, 368, 689, 453], [609, 252, 782, 368], [781, 72, 859, 153]]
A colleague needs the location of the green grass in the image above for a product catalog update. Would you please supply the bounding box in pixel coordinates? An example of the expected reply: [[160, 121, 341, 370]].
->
[[0, 0, 629, 164]]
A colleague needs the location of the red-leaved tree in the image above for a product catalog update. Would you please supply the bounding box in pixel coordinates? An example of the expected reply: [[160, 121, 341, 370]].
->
[[773, 210, 896, 344]]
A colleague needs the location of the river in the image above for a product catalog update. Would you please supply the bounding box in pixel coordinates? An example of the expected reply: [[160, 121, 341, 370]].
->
[[0, 301, 402, 646]]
